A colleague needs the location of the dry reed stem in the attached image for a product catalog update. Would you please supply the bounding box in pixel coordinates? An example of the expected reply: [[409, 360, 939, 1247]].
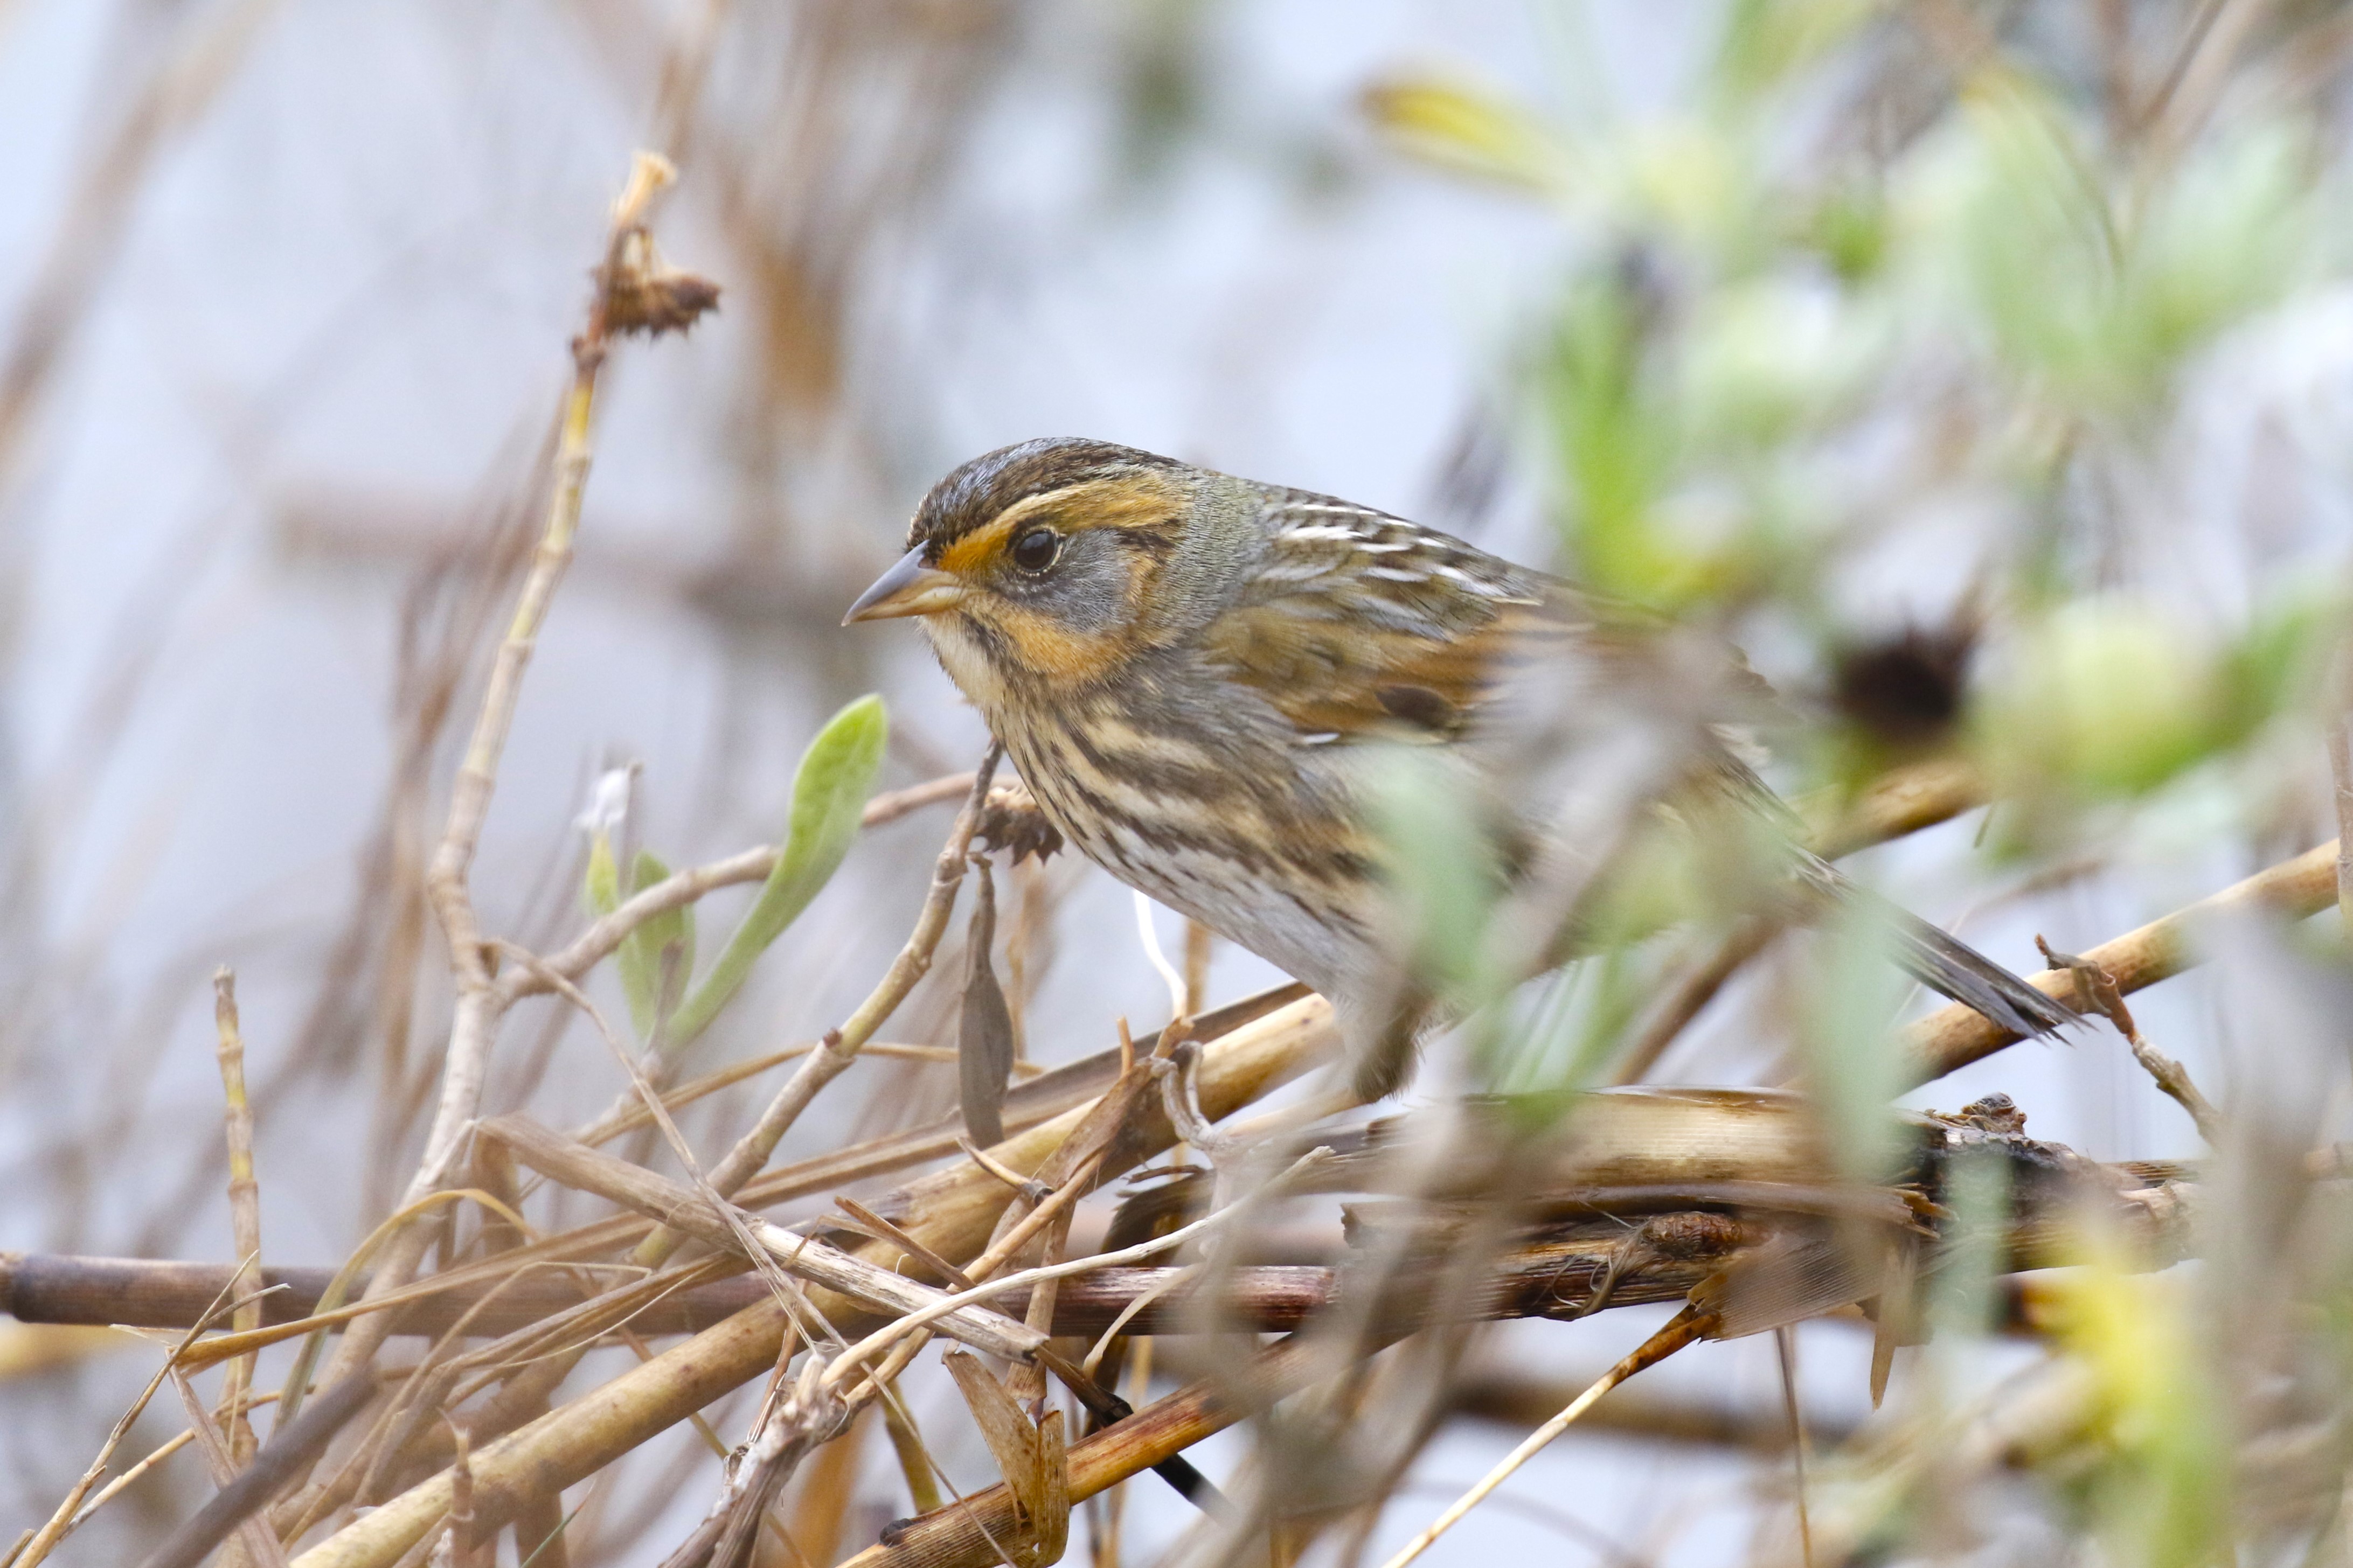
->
[[1902, 837, 2340, 1086], [482, 1117, 1052, 1363], [288, 994, 1338, 1568], [322, 150, 698, 1403], [636, 750, 1003, 1267], [0, 1252, 1351, 1339], [839, 1334, 1336, 1568], [214, 967, 265, 1462], [15, 1276, 247, 1568], [168, 1369, 293, 1568]]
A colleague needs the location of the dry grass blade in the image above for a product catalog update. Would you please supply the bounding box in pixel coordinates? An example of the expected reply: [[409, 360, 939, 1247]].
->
[[212, 967, 266, 1463], [1372, 1306, 1715, 1568], [290, 996, 1338, 1568], [166, 1368, 292, 1568], [636, 748, 1004, 1269], [15, 1274, 249, 1568], [943, 1350, 1063, 1559]]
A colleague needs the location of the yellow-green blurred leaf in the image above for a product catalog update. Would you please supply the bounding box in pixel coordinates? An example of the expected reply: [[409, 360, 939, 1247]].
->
[[1363, 76, 1570, 192]]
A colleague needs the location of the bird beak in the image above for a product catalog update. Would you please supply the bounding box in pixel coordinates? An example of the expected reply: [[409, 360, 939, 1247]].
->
[[843, 547, 966, 625]]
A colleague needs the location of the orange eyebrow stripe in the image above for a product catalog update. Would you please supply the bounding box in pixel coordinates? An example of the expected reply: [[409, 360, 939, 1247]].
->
[[938, 514, 1018, 575], [933, 476, 1184, 576]]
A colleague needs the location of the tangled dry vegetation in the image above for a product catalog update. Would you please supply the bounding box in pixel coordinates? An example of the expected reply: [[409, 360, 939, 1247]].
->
[[12, 5, 2353, 1568]]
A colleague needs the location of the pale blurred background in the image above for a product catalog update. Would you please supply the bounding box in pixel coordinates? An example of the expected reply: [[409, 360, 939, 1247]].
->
[[4, 2, 2350, 1564]]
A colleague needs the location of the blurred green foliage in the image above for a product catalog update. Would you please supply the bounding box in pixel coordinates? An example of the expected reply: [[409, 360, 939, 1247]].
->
[[1358, 5, 2352, 1561], [1365, 3, 2347, 818]]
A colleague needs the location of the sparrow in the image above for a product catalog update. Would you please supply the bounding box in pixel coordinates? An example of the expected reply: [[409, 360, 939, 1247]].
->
[[846, 437, 2071, 1096]]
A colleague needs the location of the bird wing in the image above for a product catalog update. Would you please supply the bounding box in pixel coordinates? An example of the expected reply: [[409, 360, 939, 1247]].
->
[[1199, 492, 1597, 745]]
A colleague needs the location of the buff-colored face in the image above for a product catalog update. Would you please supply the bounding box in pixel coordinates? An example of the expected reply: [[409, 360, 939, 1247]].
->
[[844, 469, 1187, 694]]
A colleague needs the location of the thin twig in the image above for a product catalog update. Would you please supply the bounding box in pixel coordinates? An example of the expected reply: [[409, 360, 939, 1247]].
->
[[1372, 1306, 1714, 1568], [2035, 936, 2221, 1141], [16, 1275, 248, 1568], [213, 967, 265, 1462], [1904, 838, 2340, 1087], [321, 150, 696, 1402], [636, 748, 1002, 1269], [508, 770, 975, 1007]]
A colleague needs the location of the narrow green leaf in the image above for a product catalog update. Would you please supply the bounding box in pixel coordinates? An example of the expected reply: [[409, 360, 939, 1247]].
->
[[666, 694, 889, 1050], [616, 851, 695, 1039]]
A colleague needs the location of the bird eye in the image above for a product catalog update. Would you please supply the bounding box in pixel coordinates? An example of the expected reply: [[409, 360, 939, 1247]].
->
[[1010, 527, 1060, 574]]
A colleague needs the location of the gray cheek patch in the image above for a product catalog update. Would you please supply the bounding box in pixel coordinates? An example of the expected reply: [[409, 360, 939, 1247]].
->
[[1007, 534, 1134, 636]]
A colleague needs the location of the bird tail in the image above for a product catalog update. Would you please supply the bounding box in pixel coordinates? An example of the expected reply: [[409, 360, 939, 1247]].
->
[[1809, 858, 2077, 1037]]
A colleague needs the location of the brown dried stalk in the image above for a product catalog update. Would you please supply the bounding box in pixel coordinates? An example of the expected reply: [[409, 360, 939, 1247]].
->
[[0, 1251, 1342, 1339], [2035, 936, 2221, 1140], [213, 968, 265, 1462], [635, 748, 1003, 1267], [287, 994, 1339, 1568], [320, 150, 709, 1402]]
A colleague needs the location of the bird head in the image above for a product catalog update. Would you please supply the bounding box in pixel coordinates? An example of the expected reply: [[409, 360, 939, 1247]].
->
[[843, 438, 1215, 698]]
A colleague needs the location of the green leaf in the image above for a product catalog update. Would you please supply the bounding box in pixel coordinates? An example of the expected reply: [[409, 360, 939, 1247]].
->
[[665, 694, 889, 1050], [585, 830, 622, 918], [617, 851, 695, 1039]]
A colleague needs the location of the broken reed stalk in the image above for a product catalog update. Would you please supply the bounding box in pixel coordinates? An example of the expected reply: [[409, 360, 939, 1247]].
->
[[635, 748, 1003, 1268], [213, 967, 265, 1462], [1901, 837, 2341, 1086], [2034, 936, 2222, 1140], [320, 150, 700, 1401], [286, 993, 1338, 1568]]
